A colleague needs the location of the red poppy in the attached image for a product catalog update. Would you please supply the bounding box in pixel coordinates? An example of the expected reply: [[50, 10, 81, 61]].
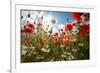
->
[[79, 29, 87, 37], [79, 24, 89, 37], [65, 23, 73, 31], [27, 23, 34, 29], [24, 23, 35, 34], [61, 35, 70, 44], [71, 12, 81, 22], [53, 32, 59, 40], [54, 41, 59, 46], [52, 33, 60, 46], [80, 24, 89, 32]]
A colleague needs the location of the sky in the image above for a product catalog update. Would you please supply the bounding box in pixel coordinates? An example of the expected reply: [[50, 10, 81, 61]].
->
[[47, 11, 74, 24], [20, 10, 74, 33]]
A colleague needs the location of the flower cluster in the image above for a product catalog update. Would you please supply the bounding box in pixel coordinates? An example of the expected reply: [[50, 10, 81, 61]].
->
[[21, 12, 90, 62], [21, 23, 35, 34]]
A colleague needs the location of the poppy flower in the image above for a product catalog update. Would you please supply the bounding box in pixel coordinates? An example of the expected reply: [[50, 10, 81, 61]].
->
[[27, 23, 34, 29], [80, 24, 89, 32], [52, 38, 60, 46], [61, 35, 70, 44], [71, 12, 82, 22], [79, 24, 89, 37], [53, 32, 59, 40], [53, 40, 60, 46], [53, 38, 59, 46], [79, 29, 87, 37], [24, 23, 35, 34], [52, 33, 59, 46], [65, 23, 73, 31]]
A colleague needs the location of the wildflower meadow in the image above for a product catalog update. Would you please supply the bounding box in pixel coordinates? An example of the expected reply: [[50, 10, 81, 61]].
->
[[20, 10, 90, 63]]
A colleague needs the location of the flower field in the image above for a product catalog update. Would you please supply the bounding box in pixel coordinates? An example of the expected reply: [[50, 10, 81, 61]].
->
[[20, 10, 90, 63]]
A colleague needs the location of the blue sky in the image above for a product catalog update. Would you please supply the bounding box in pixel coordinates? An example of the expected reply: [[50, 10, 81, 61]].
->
[[43, 11, 74, 25], [49, 11, 74, 24]]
